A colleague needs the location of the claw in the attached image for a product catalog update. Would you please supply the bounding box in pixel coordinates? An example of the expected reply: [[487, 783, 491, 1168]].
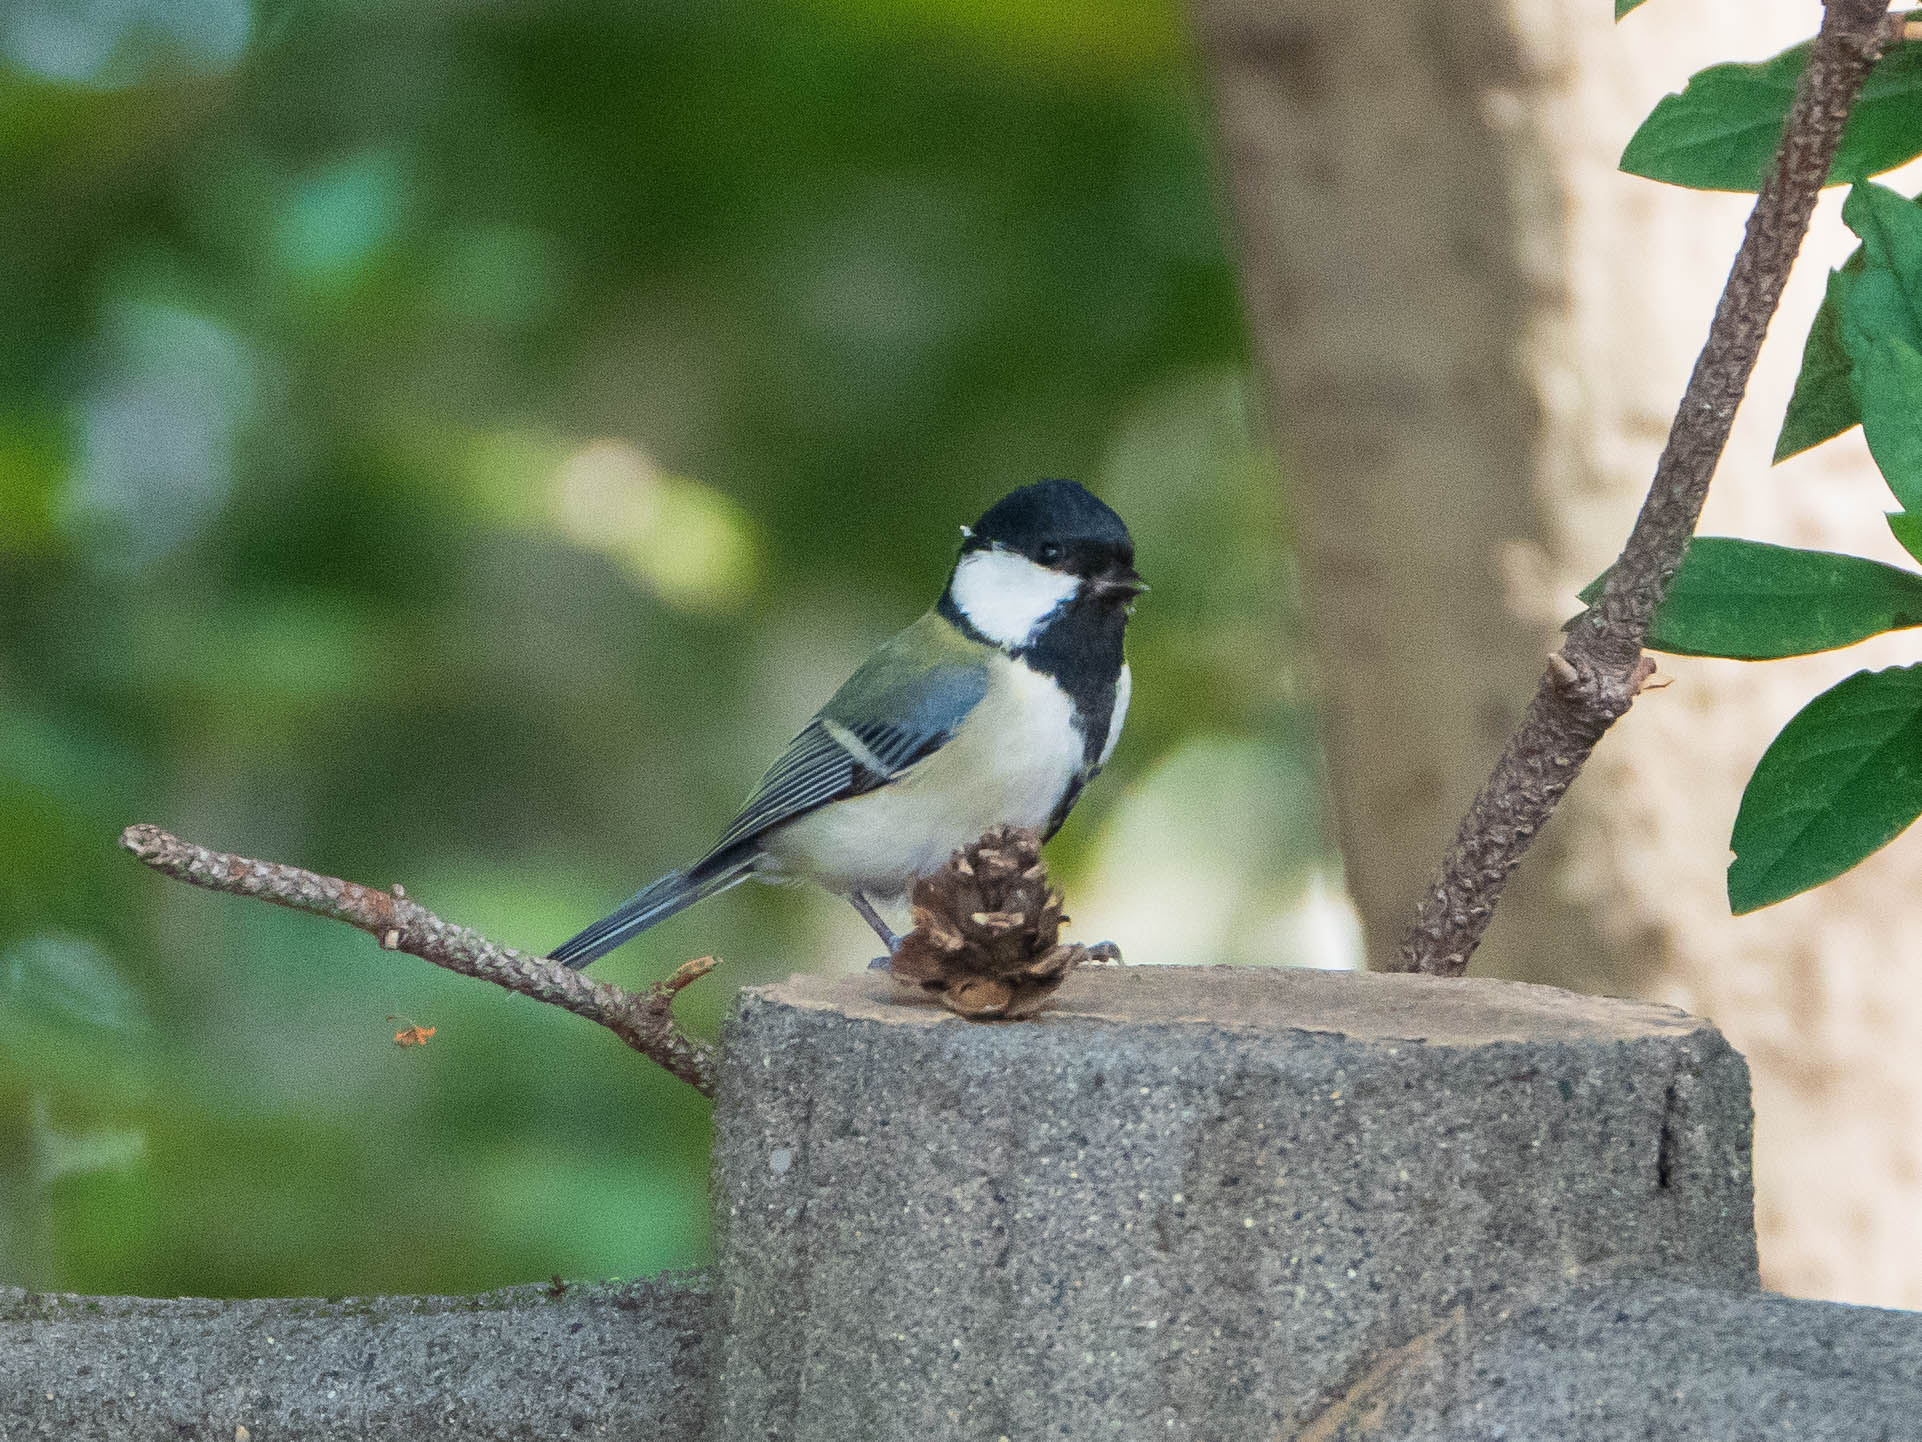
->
[[867, 931, 904, 973]]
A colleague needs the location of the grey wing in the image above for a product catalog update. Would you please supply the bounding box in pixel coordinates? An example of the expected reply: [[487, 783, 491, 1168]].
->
[[701, 659, 990, 863]]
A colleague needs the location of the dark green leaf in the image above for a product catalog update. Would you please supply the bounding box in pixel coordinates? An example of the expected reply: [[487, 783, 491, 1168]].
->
[[1834, 185, 1922, 510], [1842, 181, 1922, 297], [1840, 182, 1922, 346], [1774, 264, 1862, 462], [1833, 47, 1922, 192], [1775, 188, 1922, 463], [1854, 335, 1922, 512], [1621, 42, 1922, 192], [1615, 0, 1648, 18], [1729, 665, 1922, 912], [1888, 511, 1922, 566], [1578, 537, 1922, 658]]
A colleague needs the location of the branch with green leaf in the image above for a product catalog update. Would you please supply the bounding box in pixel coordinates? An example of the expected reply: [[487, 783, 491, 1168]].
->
[[1398, 0, 1908, 973], [1623, 179, 1922, 914]]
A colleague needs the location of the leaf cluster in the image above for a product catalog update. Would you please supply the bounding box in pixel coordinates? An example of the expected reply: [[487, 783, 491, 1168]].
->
[[1598, 22, 1922, 914], [1621, 39, 1922, 193], [1609, 171, 1922, 912]]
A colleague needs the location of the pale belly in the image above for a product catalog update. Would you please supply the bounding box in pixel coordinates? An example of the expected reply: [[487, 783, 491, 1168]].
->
[[757, 660, 1085, 899]]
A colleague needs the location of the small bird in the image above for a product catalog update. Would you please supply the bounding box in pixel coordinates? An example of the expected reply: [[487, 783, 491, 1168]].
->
[[549, 478, 1144, 970]]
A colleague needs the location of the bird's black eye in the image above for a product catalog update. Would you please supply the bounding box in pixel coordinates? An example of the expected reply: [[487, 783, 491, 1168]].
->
[[1037, 542, 1064, 565]]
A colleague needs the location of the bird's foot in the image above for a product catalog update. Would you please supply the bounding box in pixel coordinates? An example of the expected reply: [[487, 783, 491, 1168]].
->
[[851, 891, 903, 971], [866, 933, 906, 972]]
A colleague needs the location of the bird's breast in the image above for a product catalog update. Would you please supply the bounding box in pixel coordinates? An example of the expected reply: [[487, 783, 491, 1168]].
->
[[760, 657, 1084, 897]]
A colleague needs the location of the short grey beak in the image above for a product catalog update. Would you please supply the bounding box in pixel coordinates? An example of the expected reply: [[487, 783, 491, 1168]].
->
[[1089, 565, 1148, 601]]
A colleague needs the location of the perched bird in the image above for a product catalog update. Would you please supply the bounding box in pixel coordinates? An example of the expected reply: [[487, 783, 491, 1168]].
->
[[549, 478, 1144, 970]]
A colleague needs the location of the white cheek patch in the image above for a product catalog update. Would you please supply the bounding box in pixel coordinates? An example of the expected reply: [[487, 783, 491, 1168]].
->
[[949, 547, 1078, 649], [1099, 662, 1131, 767]]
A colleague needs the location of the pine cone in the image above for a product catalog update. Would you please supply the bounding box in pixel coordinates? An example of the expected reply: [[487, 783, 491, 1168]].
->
[[889, 826, 1111, 1020]]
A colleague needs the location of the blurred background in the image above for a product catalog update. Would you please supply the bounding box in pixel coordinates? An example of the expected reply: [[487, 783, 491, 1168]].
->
[[0, 0, 1353, 1298]]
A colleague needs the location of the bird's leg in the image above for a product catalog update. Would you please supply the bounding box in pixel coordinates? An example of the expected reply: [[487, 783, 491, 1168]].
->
[[849, 891, 901, 971]]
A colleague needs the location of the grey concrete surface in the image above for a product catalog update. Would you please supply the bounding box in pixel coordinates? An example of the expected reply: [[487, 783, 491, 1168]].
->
[[0, 1275, 710, 1441], [1313, 1278, 1922, 1440], [710, 965, 1758, 1442], [27, 966, 1899, 1442]]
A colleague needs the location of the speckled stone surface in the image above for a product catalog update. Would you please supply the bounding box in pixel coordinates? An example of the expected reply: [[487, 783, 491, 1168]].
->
[[709, 965, 1757, 1441], [0, 1277, 710, 1441], [1314, 1278, 1922, 1441]]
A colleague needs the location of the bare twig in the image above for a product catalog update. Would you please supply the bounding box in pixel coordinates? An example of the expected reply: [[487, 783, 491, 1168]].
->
[[119, 823, 720, 1095], [1396, 0, 1900, 975]]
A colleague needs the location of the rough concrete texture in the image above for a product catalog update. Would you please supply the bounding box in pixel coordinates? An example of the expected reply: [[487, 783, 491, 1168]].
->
[[0, 1275, 710, 1441], [711, 965, 1757, 1441], [1312, 1278, 1922, 1440]]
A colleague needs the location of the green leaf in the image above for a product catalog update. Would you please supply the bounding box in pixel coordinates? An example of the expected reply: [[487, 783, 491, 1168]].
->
[[1774, 264, 1862, 462], [1832, 46, 1922, 192], [1775, 188, 1922, 463], [1839, 183, 1922, 354], [1888, 511, 1922, 566], [1834, 185, 1922, 510], [1854, 335, 1922, 512], [1615, 0, 1648, 18], [1578, 537, 1922, 658], [1841, 181, 1922, 303], [1622, 42, 1922, 192], [1848, 180, 1922, 263], [1729, 664, 1922, 912]]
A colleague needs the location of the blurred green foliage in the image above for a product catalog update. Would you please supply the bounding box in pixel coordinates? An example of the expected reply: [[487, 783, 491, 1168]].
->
[[0, 0, 1337, 1298]]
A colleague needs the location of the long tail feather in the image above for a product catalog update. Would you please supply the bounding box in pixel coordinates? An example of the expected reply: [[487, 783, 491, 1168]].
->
[[549, 856, 755, 970]]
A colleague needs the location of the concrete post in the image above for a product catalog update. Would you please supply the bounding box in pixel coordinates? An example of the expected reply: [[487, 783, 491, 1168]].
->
[[1311, 1277, 1922, 1441], [0, 1278, 710, 1441], [709, 965, 1756, 1440], [19, 967, 1922, 1439]]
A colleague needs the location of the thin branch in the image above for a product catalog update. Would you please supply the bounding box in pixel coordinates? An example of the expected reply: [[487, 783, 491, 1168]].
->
[[119, 823, 720, 1096], [1396, 0, 1900, 975]]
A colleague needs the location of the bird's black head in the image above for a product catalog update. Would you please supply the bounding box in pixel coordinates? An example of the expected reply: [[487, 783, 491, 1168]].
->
[[944, 480, 1140, 764], [962, 479, 1143, 602], [941, 478, 1144, 657]]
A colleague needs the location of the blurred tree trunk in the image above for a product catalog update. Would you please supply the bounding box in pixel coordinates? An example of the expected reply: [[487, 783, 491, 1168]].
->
[[1192, 0, 1922, 1308]]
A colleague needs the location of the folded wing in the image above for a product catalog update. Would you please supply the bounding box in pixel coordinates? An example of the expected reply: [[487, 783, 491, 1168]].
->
[[549, 614, 991, 970], [706, 641, 991, 861]]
